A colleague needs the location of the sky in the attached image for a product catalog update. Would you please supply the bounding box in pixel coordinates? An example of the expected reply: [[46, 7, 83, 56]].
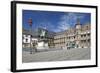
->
[[22, 10, 91, 32]]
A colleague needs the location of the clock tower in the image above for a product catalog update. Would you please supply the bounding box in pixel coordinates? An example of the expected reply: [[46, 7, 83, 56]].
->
[[75, 18, 81, 48]]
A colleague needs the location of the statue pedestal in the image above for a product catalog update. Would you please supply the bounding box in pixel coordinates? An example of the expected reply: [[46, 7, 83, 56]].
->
[[36, 28, 49, 51], [37, 41, 49, 51]]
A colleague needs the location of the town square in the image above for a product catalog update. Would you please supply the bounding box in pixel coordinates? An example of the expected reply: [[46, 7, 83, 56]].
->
[[22, 10, 91, 63]]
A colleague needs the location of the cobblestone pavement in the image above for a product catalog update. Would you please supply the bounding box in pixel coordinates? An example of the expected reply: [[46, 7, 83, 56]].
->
[[22, 48, 90, 63]]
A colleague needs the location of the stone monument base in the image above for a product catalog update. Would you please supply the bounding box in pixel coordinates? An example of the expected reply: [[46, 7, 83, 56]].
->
[[36, 41, 49, 51]]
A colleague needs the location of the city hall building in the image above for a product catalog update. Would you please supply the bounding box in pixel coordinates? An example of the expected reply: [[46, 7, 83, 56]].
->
[[22, 19, 91, 50], [54, 20, 91, 49]]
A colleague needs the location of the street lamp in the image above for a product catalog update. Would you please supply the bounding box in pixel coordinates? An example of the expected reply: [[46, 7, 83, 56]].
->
[[28, 18, 33, 54]]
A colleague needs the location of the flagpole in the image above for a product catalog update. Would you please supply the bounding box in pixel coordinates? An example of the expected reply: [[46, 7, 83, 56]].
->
[[28, 18, 33, 54]]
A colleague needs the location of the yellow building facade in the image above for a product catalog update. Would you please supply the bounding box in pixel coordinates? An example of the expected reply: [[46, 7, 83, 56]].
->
[[54, 20, 91, 49]]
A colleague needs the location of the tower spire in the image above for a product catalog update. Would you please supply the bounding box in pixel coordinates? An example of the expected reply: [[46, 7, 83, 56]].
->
[[77, 17, 80, 25], [75, 17, 81, 29]]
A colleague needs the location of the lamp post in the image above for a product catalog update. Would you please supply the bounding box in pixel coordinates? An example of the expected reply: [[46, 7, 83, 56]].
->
[[28, 18, 33, 54]]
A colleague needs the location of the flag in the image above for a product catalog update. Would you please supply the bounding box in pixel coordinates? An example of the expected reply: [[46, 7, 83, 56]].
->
[[28, 18, 32, 26]]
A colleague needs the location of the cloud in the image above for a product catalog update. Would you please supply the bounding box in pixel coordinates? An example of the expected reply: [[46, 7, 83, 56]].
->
[[57, 20, 70, 31], [35, 12, 85, 33], [38, 21, 55, 31], [55, 13, 85, 32]]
